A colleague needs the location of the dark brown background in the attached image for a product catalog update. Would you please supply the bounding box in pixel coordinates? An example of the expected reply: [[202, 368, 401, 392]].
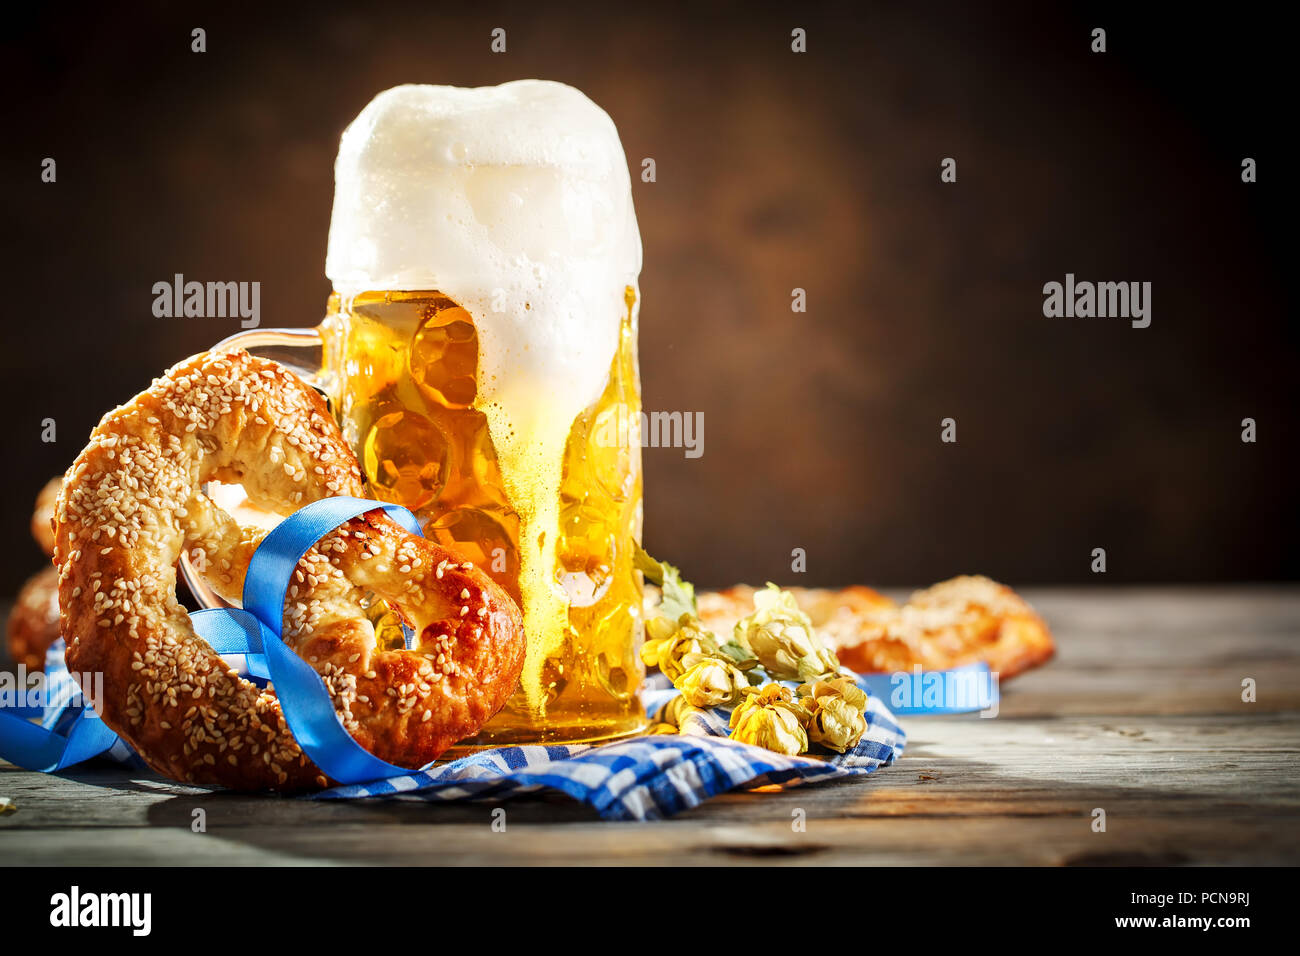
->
[[0, 1, 1292, 594]]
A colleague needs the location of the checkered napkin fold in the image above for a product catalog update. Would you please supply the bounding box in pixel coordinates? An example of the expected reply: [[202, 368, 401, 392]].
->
[[30, 645, 904, 820]]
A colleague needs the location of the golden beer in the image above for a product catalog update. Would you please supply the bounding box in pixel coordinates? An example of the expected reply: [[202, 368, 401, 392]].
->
[[317, 288, 645, 744]]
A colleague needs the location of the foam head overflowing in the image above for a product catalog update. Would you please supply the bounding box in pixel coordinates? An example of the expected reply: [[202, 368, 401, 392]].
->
[[326, 80, 641, 430]]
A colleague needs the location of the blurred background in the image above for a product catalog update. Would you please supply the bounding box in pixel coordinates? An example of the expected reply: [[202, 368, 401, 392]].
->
[[0, 0, 1292, 594]]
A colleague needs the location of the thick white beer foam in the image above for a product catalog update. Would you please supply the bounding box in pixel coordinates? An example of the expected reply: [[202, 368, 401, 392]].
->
[[326, 82, 642, 709], [326, 81, 641, 434]]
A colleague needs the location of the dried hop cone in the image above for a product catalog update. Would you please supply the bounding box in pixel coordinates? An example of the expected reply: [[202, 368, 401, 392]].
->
[[798, 676, 869, 712], [641, 614, 721, 682], [728, 684, 811, 756], [677, 655, 748, 709], [660, 693, 709, 731], [806, 695, 867, 753], [798, 677, 869, 753], [734, 584, 840, 682], [639, 615, 677, 666]]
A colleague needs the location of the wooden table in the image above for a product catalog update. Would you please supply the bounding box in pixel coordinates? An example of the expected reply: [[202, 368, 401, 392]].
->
[[2, 588, 1297, 865]]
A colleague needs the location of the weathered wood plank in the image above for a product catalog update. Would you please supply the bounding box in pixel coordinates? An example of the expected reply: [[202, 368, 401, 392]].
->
[[992, 587, 1300, 716], [1, 588, 1297, 865], [2, 805, 1295, 866], [3, 814, 1296, 866], [2, 714, 1296, 865]]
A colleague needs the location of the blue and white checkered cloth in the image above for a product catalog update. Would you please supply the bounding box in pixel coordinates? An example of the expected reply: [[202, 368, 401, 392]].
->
[[33, 647, 905, 821], [315, 677, 906, 819]]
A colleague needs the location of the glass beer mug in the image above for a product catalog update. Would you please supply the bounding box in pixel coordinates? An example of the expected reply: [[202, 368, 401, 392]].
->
[[205, 82, 647, 745]]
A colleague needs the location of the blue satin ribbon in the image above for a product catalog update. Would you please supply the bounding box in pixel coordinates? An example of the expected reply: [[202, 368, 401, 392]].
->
[[858, 661, 999, 714], [0, 496, 432, 783], [0, 695, 119, 773], [0, 636, 120, 770], [233, 496, 430, 784]]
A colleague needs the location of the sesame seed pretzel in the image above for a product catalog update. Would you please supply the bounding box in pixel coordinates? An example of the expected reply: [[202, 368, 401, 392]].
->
[[697, 577, 1053, 679], [54, 348, 525, 790], [6, 476, 64, 672], [7, 566, 59, 673], [31, 475, 61, 557]]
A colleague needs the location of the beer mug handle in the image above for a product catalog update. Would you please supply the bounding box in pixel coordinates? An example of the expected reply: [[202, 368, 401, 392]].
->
[[185, 324, 331, 613], [212, 326, 330, 391]]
